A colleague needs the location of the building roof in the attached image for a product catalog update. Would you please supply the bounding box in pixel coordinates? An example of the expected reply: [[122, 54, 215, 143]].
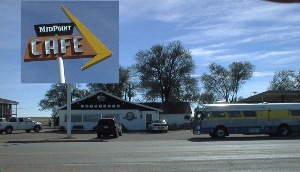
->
[[60, 91, 162, 112], [142, 102, 192, 115], [0, 98, 18, 105], [239, 90, 300, 103]]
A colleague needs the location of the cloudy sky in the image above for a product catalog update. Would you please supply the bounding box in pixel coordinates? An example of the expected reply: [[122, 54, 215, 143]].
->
[[0, 0, 299, 117]]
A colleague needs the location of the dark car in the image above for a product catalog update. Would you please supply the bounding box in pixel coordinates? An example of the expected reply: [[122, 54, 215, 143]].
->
[[97, 118, 122, 138]]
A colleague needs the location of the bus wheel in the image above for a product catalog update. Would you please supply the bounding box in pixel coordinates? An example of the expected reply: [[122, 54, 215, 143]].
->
[[213, 127, 226, 138], [277, 124, 290, 137]]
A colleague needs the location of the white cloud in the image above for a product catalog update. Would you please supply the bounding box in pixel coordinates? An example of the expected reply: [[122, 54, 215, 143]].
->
[[191, 47, 227, 56], [120, 0, 190, 23], [253, 71, 274, 77], [255, 50, 295, 59]]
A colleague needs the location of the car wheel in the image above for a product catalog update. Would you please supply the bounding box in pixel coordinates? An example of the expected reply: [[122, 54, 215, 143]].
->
[[5, 126, 13, 134], [97, 132, 102, 138], [213, 126, 226, 138], [25, 130, 31, 133], [34, 126, 41, 132]]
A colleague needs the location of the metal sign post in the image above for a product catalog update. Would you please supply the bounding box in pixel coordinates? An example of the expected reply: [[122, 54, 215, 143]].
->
[[57, 57, 65, 83], [67, 83, 72, 138], [56, 56, 71, 138]]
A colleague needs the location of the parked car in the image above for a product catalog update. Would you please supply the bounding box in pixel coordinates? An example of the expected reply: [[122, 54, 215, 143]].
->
[[148, 119, 168, 133], [0, 117, 42, 134], [97, 118, 122, 138]]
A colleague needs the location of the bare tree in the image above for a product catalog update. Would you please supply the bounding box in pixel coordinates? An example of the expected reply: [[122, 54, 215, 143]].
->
[[39, 84, 88, 115], [230, 61, 254, 102], [201, 63, 232, 102], [269, 70, 300, 90], [87, 66, 135, 100], [134, 41, 200, 103], [201, 61, 254, 102]]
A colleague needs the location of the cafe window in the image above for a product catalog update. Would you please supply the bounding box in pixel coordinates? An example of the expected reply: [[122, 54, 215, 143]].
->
[[64, 114, 82, 122], [71, 114, 82, 122], [83, 114, 102, 122]]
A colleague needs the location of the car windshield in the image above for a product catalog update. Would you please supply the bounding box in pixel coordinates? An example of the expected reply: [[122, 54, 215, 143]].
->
[[24, 118, 32, 122], [98, 119, 115, 125]]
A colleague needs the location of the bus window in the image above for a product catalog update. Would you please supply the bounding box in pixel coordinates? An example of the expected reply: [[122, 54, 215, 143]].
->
[[227, 111, 241, 118], [211, 111, 225, 118], [291, 110, 300, 116], [243, 111, 257, 117]]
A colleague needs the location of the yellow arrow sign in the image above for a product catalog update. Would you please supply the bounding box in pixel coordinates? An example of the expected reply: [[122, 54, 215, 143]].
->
[[61, 5, 112, 71]]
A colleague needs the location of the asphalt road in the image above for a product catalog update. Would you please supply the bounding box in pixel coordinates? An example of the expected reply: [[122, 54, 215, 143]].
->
[[1, 129, 300, 172]]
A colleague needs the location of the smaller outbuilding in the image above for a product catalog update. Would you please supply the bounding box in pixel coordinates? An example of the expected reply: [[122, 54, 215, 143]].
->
[[58, 91, 162, 131], [142, 102, 192, 130]]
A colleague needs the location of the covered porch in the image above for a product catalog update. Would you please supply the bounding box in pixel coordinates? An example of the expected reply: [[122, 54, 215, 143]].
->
[[0, 98, 18, 119]]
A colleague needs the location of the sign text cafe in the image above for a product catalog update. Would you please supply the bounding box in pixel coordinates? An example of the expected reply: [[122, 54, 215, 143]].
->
[[24, 22, 96, 62]]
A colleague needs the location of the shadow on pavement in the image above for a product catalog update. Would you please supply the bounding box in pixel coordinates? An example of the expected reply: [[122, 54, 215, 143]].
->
[[188, 134, 300, 142]]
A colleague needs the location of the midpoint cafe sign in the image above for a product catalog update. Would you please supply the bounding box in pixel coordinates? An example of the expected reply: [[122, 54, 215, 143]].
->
[[34, 23, 74, 37], [23, 6, 112, 71]]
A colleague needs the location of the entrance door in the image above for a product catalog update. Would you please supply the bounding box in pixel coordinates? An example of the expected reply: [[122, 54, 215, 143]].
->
[[146, 114, 152, 129]]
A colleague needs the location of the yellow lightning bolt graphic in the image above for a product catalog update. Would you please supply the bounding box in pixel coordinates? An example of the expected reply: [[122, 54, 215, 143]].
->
[[61, 5, 112, 71]]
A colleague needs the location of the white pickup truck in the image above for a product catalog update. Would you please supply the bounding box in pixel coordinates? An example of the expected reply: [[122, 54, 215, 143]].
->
[[0, 117, 42, 134]]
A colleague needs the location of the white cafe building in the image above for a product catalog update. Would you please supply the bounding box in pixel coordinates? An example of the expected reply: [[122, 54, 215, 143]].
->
[[59, 91, 162, 131]]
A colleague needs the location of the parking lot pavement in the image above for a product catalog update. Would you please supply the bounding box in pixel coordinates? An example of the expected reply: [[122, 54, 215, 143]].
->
[[1, 128, 299, 143], [0, 129, 197, 143]]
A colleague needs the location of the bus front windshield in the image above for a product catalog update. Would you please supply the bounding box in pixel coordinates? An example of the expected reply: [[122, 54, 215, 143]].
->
[[195, 111, 210, 120]]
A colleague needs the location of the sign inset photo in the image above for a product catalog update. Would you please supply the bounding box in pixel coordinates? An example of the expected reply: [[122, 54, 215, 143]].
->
[[21, 1, 119, 83]]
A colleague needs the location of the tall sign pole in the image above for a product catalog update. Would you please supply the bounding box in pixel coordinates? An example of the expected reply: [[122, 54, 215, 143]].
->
[[57, 57, 65, 83], [56, 56, 71, 137], [67, 83, 72, 137], [56, 55, 72, 137]]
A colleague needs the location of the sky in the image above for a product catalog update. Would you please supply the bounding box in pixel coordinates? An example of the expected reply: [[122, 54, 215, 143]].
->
[[0, 0, 299, 117]]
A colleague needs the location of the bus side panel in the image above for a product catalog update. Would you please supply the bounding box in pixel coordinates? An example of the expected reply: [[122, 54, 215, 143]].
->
[[195, 119, 213, 135], [260, 110, 300, 134], [201, 119, 261, 135]]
